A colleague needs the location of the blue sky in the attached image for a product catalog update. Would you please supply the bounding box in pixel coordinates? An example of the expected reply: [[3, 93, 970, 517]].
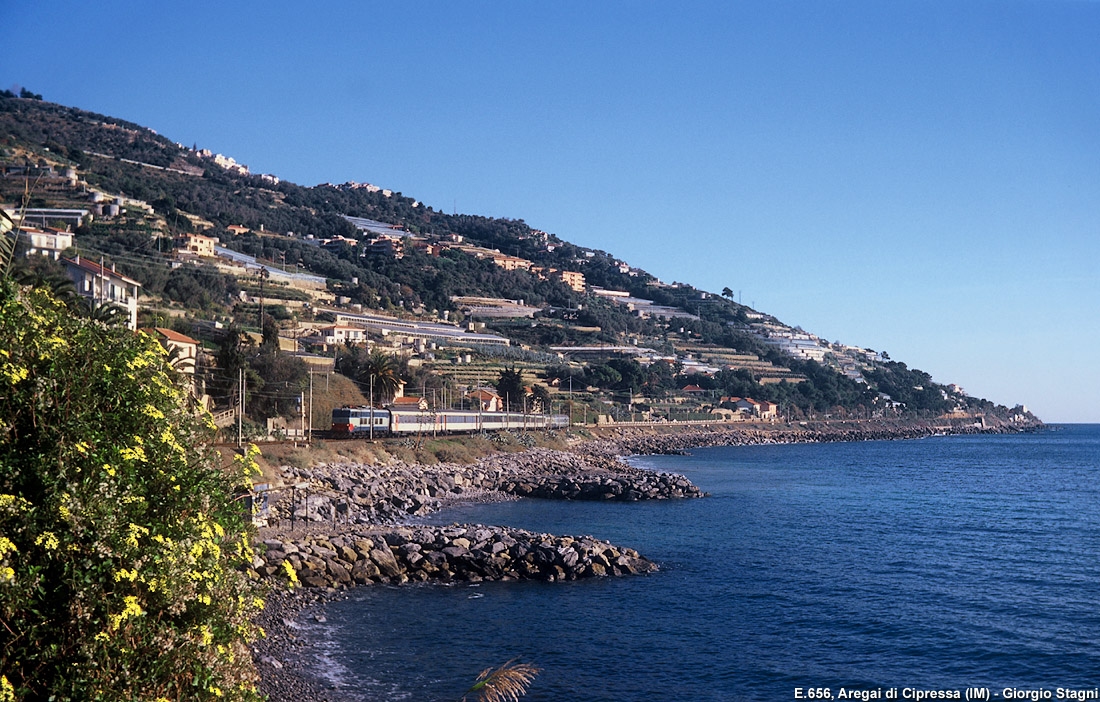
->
[[7, 1, 1099, 422]]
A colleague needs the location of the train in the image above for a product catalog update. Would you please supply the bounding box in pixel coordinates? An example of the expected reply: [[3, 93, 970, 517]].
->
[[331, 406, 569, 437]]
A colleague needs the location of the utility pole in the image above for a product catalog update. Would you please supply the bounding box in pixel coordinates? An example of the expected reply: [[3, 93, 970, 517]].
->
[[258, 267, 269, 329], [237, 367, 243, 447], [299, 391, 305, 445], [308, 369, 313, 444], [369, 374, 374, 441]]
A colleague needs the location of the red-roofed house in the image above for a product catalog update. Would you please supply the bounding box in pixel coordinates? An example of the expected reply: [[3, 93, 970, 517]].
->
[[467, 388, 502, 412], [756, 400, 778, 420], [389, 396, 428, 410], [144, 327, 200, 376], [728, 397, 777, 420], [176, 233, 217, 258], [63, 256, 142, 329]]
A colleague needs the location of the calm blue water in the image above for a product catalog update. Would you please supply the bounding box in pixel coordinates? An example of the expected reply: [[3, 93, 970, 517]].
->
[[298, 425, 1100, 701]]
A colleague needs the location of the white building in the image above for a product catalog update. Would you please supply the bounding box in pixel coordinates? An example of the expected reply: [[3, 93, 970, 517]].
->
[[317, 325, 367, 346], [19, 227, 72, 260], [63, 256, 142, 330]]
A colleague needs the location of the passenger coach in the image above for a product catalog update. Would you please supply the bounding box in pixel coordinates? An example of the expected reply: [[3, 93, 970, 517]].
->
[[331, 406, 568, 437]]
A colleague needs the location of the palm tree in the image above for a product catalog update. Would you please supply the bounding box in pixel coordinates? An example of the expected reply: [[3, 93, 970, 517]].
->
[[79, 298, 128, 327], [357, 349, 402, 404]]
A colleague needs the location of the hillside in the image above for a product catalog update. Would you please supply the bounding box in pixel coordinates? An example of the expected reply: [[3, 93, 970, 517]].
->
[[0, 94, 1038, 427]]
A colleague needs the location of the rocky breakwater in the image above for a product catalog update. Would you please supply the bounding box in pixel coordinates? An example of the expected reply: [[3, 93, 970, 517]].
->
[[488, 449, 702, 501], [268, 447, 705, 527], [583, 419, 1013, 457], [253, 523, 657, 588]]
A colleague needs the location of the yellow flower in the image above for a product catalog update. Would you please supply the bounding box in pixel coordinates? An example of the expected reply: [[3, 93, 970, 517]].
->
[[0, 537, 16, 557], [0, 495, 30, 512], [119, 445, 146, 463], [113, 568, 138, 582], [35, 532, 59, 551], [281, 560, 299, 588], [2, 364, 28, 384], [126, 355, 150, 370], [0, 566, 14, 583], [122, 595, 143, 618], [0, 674, 14, 702], [125, 523, 149, 548]]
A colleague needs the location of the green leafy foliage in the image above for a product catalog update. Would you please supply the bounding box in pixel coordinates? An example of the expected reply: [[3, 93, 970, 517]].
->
[[863, 361, 953, 415], [0, 279, 264, 701], [494, 366, 525, 411]]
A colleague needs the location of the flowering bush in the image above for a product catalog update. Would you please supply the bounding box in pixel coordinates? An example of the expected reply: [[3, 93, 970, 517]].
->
[[0, 280, 264, 701]]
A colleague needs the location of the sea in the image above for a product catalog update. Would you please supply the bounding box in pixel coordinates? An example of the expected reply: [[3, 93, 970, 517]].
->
[[295, 425, 1100, 701]]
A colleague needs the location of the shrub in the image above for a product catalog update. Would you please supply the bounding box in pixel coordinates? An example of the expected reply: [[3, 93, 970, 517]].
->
[[0, 280, 264, 701]]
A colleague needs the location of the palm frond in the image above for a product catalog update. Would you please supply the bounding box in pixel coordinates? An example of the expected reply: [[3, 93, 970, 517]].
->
[[10, 266, 78, 300], [461, 659, 541, 702], [0, 207, 15, 279], [80, 298, 128, 327]]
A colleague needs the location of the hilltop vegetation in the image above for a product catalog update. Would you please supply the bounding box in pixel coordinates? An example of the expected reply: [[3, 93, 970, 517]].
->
[[0, 93, 1036, 425]]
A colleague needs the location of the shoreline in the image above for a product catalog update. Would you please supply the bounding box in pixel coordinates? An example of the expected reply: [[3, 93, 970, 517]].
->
[[249, 417, 1039, 701]]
